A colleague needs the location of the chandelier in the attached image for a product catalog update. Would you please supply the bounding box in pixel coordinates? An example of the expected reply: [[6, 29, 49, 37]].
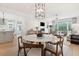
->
[[35, 3, 45, 19]]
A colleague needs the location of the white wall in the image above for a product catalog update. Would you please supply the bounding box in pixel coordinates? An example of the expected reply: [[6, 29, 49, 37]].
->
[[0, 3, 79, 35], [46, 3, 79, 19]]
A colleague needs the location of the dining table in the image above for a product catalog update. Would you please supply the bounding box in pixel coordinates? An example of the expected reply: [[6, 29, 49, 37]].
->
[[23, 34, 60, 43], [22, 34, 60, 55]]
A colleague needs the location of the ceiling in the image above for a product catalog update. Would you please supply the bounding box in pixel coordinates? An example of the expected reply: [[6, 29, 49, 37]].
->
[[0, 3, 34, 15], [0, 3, 79, 18]]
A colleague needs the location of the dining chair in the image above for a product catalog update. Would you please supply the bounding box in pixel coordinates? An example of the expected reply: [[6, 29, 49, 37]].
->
[[17, 36, 24, 56], [44, 35, 64, 56], [17, 36, 32, 56]]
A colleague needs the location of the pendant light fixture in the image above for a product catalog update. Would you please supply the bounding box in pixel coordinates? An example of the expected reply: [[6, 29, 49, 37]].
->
[[2, 11, 5, 24], [35, 3, 45, 20]]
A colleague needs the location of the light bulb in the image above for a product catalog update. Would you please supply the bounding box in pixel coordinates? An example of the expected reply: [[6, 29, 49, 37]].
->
[[37, 8, 44, 13]]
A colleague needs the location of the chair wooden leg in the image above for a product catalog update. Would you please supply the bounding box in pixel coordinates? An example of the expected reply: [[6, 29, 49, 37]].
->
[[18, 48, 21, 56], [24, 47, 27, 56], [43, 48, 46, 56], [61, 46, 63, 56], [18, 49, 20, 56], [56, 44, 58, 56], [41, 47, 43, 56]]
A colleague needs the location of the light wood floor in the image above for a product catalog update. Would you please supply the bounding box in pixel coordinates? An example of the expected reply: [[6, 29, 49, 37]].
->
[[0, 37, 79, 56]]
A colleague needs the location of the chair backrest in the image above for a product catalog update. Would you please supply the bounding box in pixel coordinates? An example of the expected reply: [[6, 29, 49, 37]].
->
[[55, 35, 64, 42], [57, 35, 64, 47], [18, 36, 23, 47]]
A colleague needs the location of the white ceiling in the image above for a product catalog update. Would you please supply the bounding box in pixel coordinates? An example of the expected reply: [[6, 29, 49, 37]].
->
[[0, 3, 79, 18], [0, 3, 34, 15]]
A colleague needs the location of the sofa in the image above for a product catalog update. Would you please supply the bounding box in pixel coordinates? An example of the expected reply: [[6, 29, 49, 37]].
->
[[70, 35, 79, 44]]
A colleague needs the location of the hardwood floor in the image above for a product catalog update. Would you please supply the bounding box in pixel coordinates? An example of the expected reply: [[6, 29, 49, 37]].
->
[[0, 37, 79, 56]]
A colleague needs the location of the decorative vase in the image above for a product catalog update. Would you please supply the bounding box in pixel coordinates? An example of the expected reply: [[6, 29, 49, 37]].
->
[[37, 33, 43, 37], [37, 31, 43, 37]]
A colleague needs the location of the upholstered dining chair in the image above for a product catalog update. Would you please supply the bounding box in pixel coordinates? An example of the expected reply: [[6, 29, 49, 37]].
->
[[17, 36, 24, 56], [44, 35, 64, 56], [17, 36, 32, 56]]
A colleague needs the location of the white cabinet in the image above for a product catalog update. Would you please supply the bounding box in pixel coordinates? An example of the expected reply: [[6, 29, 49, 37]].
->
[[0, 18, 4, 25], [0, 31, 14, 43]]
